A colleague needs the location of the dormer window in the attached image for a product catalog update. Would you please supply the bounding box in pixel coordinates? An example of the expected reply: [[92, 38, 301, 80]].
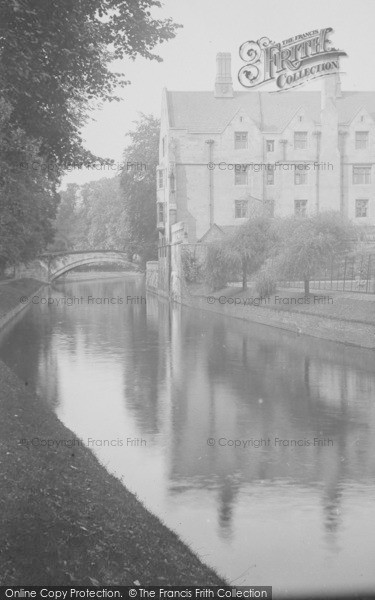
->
[[235, 132, 248, 149], [294, 132, 308, 149], [355, 132, 369, 150]]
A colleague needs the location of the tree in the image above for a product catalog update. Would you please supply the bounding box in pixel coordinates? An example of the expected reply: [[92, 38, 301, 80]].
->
[[0, 98, 59, 276], [52, 177, 131, 253], [231, 216, 274, 290], [54, 111, 160, 260], [119, 114, 159, 263], [275, 211, 357, 295], [0, 1, 180, 271], [204, 216, 273, 291], [51, 183, 79, 250], [0, 0, 181, 170]]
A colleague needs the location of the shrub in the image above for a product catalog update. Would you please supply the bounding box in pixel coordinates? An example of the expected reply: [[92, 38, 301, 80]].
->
[[182, 249, 203, 283], [204, 242, 239, 291], [255, 271, 277, 296]]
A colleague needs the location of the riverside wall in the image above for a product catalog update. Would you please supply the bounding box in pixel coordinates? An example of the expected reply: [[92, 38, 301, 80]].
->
[[146, 244, 375, 350]]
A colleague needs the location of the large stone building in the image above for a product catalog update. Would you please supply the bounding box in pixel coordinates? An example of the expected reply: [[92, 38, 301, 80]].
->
[[156, 53, 375, 245]]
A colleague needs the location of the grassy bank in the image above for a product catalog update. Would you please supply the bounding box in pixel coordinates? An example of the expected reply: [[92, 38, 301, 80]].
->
[[0, 278, 45, 321], [0, 361, 225, 585], [182, 283, 375, 349], [201, 285, 375, 324]]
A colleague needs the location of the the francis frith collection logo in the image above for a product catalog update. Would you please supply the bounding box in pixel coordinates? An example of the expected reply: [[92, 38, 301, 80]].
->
[[238, 27, 347, 91]]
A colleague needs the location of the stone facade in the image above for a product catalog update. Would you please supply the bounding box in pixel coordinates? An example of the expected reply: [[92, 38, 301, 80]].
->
[[157, 53, 375, 245]]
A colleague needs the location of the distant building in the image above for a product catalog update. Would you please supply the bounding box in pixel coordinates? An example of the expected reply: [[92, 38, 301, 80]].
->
[[157, 53, 375, 244]]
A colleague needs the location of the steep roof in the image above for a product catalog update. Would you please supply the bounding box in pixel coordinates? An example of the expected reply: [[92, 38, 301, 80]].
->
[[166, 90, 375, 133]]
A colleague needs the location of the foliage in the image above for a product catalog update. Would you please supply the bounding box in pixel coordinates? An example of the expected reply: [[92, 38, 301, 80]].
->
[[0, 99, 59, 275], [274, 211, 357, 294], [0, 0, 179, 272], [230, 217, 275, 289], [52, 114, 160, 260], [255, 271, 277, 297], [52, 176, 129, 254], [204, 217, 274, 291], [204, 240, 240, 291], [181, 248, 204, 283], [119, 114, 160, 263], [0, 0, 180, 169]]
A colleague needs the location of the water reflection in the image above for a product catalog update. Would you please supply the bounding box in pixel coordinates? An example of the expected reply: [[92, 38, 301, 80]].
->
[[0, 275, 374, 597]]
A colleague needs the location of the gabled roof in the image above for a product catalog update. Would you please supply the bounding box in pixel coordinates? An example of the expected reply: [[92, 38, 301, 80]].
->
[[198, 224, 238, 243], [166, 90, 375, 133]]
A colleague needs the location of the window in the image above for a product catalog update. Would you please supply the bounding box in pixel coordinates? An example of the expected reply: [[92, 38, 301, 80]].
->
[[235, 200, 248, 218], [162, 136, 166, 156], [234, 169, 248, 185], [355, 132, 369, 150], [294, 170, 308, 185], [234, 132, 248, 149], [157, 169, 164, 189], [294, 199, 307, 217], [294, 131, 308, 149], [355, 199, 369, 218], [266, 140, 274, 152], [266, 168, 274, 185], [353, 166, 371, 184], [157, 202, 165, 223]]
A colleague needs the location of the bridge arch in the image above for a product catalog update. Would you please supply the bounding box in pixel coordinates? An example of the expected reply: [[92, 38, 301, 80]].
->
[[40, 251, 139, 282]]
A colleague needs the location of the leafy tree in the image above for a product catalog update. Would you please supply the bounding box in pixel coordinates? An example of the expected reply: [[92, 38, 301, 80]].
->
[[231, 216, 274, 290], [204, 217, 274, 292], [52, 177, 129, 253], [0, 0, 180, 169], [0, 99, 58, 276], [119, 114, 159, 263], [51, 183, 79, 250], [0, 0, 179, 271], [275, 211, 357, 295], [205, 240, 239, 291]]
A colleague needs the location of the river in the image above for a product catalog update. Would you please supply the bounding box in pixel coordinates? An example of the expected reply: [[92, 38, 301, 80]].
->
[[1, 274, 374, 597]]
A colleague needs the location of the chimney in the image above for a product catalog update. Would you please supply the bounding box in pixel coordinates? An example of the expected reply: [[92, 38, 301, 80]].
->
[[321, 71, 342, 109], [214, 52, 233, 98]]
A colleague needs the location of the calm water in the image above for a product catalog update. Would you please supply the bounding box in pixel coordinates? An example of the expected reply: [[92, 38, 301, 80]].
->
[[1, 274, 375, 597]]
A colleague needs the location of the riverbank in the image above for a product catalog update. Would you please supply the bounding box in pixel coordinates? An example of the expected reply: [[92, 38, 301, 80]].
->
[[0, 359, 225, 585], [0, 278, 46, 330], [182, 284, 375, 350]]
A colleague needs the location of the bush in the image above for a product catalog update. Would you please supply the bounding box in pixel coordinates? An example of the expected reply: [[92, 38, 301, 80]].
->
[[255, 272, 277, 296], [204, 242, 239, 291], [181, 249, 203, 283]]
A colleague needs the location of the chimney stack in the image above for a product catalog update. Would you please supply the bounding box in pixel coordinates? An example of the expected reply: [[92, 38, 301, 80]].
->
[[214, 52, 233, 98], [322, 71, 342, 109]]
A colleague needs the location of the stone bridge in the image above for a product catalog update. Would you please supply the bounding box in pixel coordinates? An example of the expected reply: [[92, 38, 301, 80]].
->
[[14, 250, 139, 282]]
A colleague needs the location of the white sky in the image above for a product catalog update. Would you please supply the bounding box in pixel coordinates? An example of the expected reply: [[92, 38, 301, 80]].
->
[[61, 0, 375, 189]]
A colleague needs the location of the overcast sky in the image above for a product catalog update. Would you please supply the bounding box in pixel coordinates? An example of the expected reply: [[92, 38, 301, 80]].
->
[[62, 0, 375, 189]]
